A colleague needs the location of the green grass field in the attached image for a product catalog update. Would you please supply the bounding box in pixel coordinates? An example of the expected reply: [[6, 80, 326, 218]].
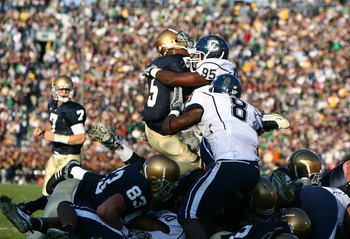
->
[[0, 183, 42, 239]]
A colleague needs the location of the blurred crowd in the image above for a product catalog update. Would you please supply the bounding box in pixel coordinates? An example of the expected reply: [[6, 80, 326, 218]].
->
[[0, 0, 349, 184]]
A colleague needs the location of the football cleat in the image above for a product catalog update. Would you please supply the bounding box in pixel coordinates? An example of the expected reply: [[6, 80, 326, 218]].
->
[[262, 113, 291, 131], [0, 195, 32, 233], [46, 160, 81, 195], [47, 228, 79, 239], [87, 124, 123, 151]]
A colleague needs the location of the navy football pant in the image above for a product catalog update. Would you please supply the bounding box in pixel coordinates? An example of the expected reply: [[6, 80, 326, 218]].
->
[[178, 160, 260, 220], [71, 203, 124, 238]]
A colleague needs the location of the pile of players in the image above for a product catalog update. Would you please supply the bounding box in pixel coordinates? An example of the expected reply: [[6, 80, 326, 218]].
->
[[1, 29, 350, 239]]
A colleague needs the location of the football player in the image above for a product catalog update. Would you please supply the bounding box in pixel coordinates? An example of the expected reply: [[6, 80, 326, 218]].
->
[[160, 74, 277, 239], [47, 202, 185, 239], [143, 34, 237, 88], [141, 28, 201, 174], [143, 35, 237, 158], [0, 151, 180, 239], [143, 35, 290, 167], [32, 75, 86, 196], [268, 149, 345, 239]]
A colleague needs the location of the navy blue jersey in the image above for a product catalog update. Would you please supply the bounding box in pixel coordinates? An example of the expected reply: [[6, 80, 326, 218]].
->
[[48, 100, 86, 154], [74, 164, 152, 216], [288, 186, 338, 239], [222, 219, 293, 239], [142, 54, 190, 134]]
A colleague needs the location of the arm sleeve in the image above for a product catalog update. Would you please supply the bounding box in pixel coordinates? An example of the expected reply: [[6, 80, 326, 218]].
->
[[124, 152, 146, 165]]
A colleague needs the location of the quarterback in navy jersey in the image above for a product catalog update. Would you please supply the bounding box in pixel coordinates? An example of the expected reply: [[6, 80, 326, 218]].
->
[[47, 100, 85, 155], [142, 28, 200, 173], [33, 75, 86, 196]]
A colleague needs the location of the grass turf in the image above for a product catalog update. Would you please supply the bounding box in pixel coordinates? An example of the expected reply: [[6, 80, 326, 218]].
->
[[0, 183, 42, 239]]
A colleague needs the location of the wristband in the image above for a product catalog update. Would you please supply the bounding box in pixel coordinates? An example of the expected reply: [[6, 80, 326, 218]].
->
[[116, 145, 133, 162], [120, 225, 129, 237], [169, 110, 180, 117], [54, 134, 70, 144], [149, 68, 161, 78]]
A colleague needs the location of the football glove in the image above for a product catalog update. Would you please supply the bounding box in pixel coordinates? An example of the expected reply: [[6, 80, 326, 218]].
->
[[87, 124, 123, 151], [262, 113, 291, 131], [141, 64, 161, 80], [169, 86, 184, 116], [180, 126, 202, 152]]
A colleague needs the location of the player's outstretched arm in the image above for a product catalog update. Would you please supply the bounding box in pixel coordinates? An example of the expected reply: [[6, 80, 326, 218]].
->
[[87, 124, 145, 164], [262, 113, 291, 131]]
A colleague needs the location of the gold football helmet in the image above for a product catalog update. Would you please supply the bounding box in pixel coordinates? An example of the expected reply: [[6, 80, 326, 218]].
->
[[143, 154, 180, 201], [52, 75, 75, 103], [244, 176, 278, 222], [155, 29, 193, 56], [280, 207, 311, 239], [287, 149, 322, 185]]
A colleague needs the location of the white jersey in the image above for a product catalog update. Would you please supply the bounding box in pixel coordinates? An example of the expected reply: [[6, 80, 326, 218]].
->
[[193, 58, 238, 94], [145, 210, 185, 239], [323, 186, 350, 227], [185, 90, 263, 162], [195, 58, 237, 82]]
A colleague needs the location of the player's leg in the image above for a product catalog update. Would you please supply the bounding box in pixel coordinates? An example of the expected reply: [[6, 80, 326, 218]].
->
[[46, 201, 79, 239], [25, 179, 80, 239], [43, 154, 79, 196], [42, 155, 57, 196], [46, 159, 82, 195], [43, 179, 80, 217], [48, 201, 124, 238], [178, 161, 260, 239], [73, 203, 124, 238], [145, 125, 201, 173]]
